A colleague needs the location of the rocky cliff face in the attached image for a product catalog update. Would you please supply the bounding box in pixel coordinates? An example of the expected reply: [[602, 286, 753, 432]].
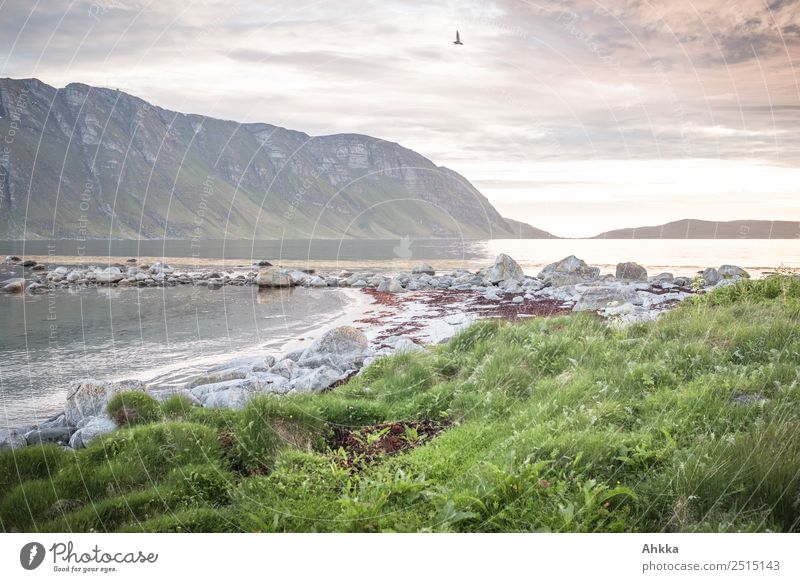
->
[[0, 78, 553, 240]]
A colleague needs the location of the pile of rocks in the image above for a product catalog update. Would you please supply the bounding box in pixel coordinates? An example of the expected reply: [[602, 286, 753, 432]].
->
[[2, 254, 752, 298], [0, 325, 427, 451]]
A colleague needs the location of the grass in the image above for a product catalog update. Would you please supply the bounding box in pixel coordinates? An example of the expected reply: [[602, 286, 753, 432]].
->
[[1, 275, 799, 532]]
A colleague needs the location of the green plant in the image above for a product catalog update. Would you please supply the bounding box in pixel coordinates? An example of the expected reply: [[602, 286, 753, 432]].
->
[[107, 391, 161, 426]]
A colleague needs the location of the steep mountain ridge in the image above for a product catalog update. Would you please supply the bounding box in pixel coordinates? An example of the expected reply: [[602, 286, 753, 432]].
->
[[0, 78, 555, 240]]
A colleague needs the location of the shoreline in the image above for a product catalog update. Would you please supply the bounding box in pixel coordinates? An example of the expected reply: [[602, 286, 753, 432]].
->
[[0, 252, 758, 449]]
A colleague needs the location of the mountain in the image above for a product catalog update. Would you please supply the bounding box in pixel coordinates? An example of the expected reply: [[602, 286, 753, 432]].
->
[[0, 78, 554, 240], [592, 219, 799, 239]]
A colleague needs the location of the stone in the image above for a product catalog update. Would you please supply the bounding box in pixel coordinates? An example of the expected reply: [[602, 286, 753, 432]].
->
[[718, 265, 750, 279], [484, 253, 525, 284], [512, 295, 524, 303], [249, 372, 291, 394], [351, 279, 367, 288], [616, 262, 648, 281], [387, 278, 405, 293], [499, 279, 521, 293], [376, 280, 390, 292], [298, 326, 370, 371], [255, 260, 273, 267], [149, 262, 174, 275], [412, 263, 436, 275], [539, 255, 600, 287], [0, 428, 27, 450], [256, 267, 292, 288], [64, 379, 146, 426], [202, 387, 253, 409], [308, 276, 327, 287], [190, 378, 255, 400], [4, 255, 20, 263], [290, 365, 345, 394], [572, 285, 640, 312], [702, 267, 721, 286], [21, 260, 37, 267], [25, 426, 75, 445], [95, 267, 124, 283], [69, 416, 118, 448], [2, 278, 25, 293], [185, 366, 250, 389], [271, 358, 300, 379]]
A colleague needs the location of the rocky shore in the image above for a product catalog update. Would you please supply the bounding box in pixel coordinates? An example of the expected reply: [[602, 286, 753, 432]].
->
[[0, 253, 752, 453]]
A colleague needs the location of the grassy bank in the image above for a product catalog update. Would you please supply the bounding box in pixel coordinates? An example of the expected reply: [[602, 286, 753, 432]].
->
[[2, 276, 799, 532]]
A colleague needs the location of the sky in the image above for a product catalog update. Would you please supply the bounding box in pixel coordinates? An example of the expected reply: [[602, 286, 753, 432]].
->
[[1, 0, 799, 237]]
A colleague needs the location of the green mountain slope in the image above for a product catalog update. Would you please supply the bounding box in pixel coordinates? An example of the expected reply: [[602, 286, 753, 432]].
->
[[0, 78, 554, 240]]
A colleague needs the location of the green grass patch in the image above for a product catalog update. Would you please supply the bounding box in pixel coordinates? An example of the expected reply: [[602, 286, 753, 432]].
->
[[2, 275, 799, 532]]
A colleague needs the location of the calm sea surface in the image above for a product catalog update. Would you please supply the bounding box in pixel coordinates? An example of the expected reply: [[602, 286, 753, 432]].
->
[[1, 238, 798, 428]]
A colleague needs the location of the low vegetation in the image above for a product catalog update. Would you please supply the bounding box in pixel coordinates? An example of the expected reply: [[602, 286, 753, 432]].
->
[[1, 276, 799, 532]]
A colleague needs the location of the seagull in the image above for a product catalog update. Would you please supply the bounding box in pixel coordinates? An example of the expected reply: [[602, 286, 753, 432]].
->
[[453, 30, 463, 45]]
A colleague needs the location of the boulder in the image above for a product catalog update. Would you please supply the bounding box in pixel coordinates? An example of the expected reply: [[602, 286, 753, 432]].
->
[[0, 428, 27, 450], [376, 280, 390, 292], [255, 260, 273, 267], [190, 378, 255, 400], [66, 270, 83, 283], [21, 260, 37, 268], [290, 365, 346, 394], [308, 276, 328, 287], [718, 265, 750, 279], [24, 426, 75, 445], [249, 372, 292, 394], [95, 267, 124, 284], [149, 262, 174, 275], [185, 366, 251, 388], [572, 285, 641, 312], [270, 358, 300, 379], [4, 255, 21, 263], [652, 272, 674, 282], [616, 262, 648, 281], [412, 263, 436, 276], [387, 278, 405, 293], [202, 387, 253, 409], [256, 267, 292, 288], [68, 416, 118, 448], [483, 254, 525, 284], [298, 326, 370, 371], [539, 255, 600, 287], [2, 278, 25, 293], [702, 267, 721, 286], [64, 379, 146, 426]]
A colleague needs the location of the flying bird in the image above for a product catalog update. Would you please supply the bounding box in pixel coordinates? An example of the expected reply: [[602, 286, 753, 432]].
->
[[453, 30, 463, 45]]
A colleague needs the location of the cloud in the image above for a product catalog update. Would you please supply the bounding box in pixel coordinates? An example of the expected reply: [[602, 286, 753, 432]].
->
[[0, 0, 798, 233]]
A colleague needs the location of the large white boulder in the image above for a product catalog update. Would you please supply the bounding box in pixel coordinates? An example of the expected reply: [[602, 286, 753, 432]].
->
[[256, 267, 292, 288], [572, 285, 641, 312], [539, 255, 600, 287], [68, 416, 118, 449], [290, 365, 346, 394], [297, 326, 370, 371], [483, 254, 525, 285], [0, 428, 27, 450], [64, 379, 146, 426], [95, 267, 124, 283], [616, 262, 648, 282]]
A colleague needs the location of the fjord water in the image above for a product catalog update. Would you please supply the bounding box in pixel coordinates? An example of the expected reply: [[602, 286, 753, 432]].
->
[[1, 237, 798, 428], [0, 285, 366, 428], [2, 237, 798, 274]]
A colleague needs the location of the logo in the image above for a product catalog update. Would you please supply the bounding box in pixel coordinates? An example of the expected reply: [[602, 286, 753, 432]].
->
[[20, 542, 46, 570]]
